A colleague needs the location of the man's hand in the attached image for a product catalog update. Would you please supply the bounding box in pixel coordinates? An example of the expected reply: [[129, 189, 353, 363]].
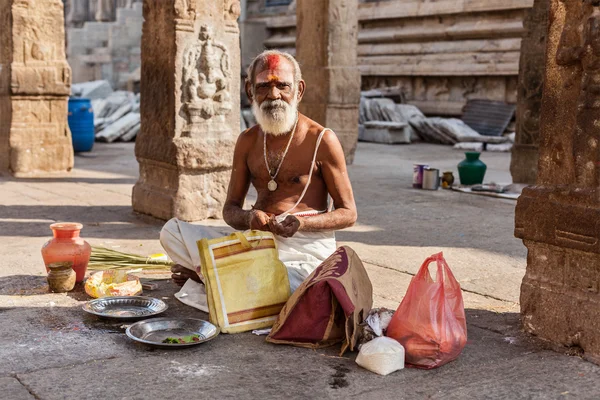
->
[[268, 215, 301, 238], [171, 264, 202, 287], [247, 209, 271, 231]]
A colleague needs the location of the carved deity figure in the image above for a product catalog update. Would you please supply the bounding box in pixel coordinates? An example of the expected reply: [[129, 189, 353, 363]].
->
[[182, 25, 231, 122], [556, 0, 600, 187], [175, 0, 196, 20]]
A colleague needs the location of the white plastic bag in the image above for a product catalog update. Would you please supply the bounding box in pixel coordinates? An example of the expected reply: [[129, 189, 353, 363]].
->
[[365, 309, 394, 337], [355, 337, 405, 376]]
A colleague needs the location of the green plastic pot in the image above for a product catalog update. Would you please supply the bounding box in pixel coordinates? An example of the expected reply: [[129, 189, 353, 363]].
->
[[457, 151, 486, 185]]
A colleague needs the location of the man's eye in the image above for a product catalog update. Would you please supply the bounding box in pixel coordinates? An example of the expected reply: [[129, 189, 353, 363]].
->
[[278, 84, 290, 90]]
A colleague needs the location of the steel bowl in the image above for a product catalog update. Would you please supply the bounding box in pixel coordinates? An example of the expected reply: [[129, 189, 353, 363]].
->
[[126, 317, 220, 349], [82, 296, 168, 321]]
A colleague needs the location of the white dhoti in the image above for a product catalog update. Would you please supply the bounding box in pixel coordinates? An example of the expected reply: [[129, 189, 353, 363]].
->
[[159, 218, 337, 312]]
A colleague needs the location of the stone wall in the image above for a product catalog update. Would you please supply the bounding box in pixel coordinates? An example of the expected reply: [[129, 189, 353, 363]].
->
[[247, 0, 533, 116], [66, 1, 142, 89]]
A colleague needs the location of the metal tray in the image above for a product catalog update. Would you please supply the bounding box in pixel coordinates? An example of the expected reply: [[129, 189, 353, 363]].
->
[[126, 317, 220, 349], [82, 296, 168, 321]]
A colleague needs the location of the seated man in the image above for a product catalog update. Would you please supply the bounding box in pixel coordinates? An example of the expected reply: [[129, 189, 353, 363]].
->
[[160, 50, 357, 310]]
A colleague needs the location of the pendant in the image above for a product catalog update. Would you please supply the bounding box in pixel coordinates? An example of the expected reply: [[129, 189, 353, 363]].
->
[[268, 179, 278, 191]]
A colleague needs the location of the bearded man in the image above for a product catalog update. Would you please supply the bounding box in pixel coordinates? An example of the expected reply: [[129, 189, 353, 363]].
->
[[159, 50, 357, 311]]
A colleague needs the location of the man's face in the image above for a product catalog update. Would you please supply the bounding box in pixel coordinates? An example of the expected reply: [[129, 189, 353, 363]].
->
[[253, 55, 296, 106], [247, 55, 305, 135]]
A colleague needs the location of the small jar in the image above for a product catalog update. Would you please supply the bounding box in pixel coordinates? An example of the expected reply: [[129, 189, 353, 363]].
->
[[441, 171, 455, 189], [47, 262, 77, 293], [41, 222, 91, 283]]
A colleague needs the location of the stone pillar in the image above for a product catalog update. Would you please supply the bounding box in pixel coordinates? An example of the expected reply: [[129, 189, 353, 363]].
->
[[132, 0, 240, 221], [510, 0, 549, 184], [95, 0, 115, 21], [0, 0, 73, 177], [88, 0, 98, 21], [516, 0, 600, 362], [295, 0, 361, 164], [66, 0, 90, 27]]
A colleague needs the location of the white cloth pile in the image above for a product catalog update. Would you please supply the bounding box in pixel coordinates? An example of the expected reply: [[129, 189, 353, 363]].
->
[[358, 92, 515, 150], [159, 218, 336, 312], [72, 80, 141, 143]]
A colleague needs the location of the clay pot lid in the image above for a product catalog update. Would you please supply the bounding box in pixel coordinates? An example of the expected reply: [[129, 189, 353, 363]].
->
[[50, 222, 83, 231]]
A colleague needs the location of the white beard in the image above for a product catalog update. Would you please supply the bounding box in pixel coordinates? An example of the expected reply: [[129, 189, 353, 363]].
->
[[252, 96, 298, 136]]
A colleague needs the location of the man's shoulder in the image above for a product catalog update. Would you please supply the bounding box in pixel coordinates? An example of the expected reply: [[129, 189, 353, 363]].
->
[[299, 113, 325, 136], [299, 115, 340, 146], [241, 124, 261, 138], [237, 125, 260, 147]]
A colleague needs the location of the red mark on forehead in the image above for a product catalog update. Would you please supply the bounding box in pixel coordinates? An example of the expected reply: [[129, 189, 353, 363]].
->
[[265, 54, 280, 70]]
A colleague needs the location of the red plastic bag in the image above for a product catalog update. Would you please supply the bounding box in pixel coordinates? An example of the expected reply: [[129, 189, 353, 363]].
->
[[387, 252, 467, 369]]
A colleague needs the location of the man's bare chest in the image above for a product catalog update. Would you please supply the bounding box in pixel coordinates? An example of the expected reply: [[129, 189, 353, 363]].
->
[[247, 142, 320, 186]]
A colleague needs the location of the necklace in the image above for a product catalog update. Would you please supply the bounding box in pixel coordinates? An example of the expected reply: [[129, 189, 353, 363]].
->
[[263, 118, 299, 192]]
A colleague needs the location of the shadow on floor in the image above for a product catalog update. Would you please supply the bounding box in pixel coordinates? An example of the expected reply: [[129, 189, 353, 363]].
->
[[0, 205, 165, 240], [0, 275, 49, 296], [3, 177, 138, 185]]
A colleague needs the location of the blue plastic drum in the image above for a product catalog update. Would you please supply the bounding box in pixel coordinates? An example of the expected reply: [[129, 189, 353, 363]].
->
[[68, 98, 95, 152]]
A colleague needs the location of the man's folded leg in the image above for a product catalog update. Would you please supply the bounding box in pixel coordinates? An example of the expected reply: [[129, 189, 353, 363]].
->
[[159, 218, 223, 312]]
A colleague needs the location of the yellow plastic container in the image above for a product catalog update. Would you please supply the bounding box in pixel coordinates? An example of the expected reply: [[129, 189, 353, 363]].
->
[[198, 231, 290, 334]]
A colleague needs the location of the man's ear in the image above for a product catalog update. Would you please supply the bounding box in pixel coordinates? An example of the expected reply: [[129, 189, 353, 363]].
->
[[296, 80, 306, 103], [245, 80, 254, 103]]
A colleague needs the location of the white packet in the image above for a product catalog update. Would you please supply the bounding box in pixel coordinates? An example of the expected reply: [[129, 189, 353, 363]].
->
[[356, 336, 405, 376]]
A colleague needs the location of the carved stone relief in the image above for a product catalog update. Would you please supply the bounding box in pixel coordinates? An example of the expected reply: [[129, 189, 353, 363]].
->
[[362, 76, 512, 109], [224, 0, 241, 33], [555, 1, 600, 187], [174, 0, 196, 32], [181, 24, 232, 133], [1, 0, 73, 176], [9, 0, 71, 96]]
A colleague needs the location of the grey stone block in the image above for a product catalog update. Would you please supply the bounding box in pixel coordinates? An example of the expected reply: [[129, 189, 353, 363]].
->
[[360, 121, 411, 144]]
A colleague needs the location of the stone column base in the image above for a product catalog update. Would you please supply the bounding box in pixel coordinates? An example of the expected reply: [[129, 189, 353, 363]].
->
[[521, 240, 600, 362], [516, 186, 600, 362], [132, 159, 227, 221]]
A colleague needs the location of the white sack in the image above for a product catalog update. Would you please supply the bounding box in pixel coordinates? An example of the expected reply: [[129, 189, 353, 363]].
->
[[356, 337, 405, 376]]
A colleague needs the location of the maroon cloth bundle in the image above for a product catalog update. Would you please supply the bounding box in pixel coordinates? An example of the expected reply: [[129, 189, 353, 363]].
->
[[267, 246, 373, 355]]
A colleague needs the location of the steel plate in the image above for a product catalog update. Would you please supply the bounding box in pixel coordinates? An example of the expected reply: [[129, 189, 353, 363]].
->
[[126, 318, 220, 348], [82, 296, 168, 320]]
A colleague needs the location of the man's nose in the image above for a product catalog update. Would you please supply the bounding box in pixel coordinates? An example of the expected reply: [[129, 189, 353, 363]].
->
[[267, 85, 281, 99]]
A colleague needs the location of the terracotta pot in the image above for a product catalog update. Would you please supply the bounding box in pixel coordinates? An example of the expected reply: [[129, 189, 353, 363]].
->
[[41, 223, 92, 283], [47, 262, 76, 293]]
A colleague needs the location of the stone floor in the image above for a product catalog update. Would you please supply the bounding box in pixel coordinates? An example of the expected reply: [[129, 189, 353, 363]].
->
[[1, 142, 599, 399]]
